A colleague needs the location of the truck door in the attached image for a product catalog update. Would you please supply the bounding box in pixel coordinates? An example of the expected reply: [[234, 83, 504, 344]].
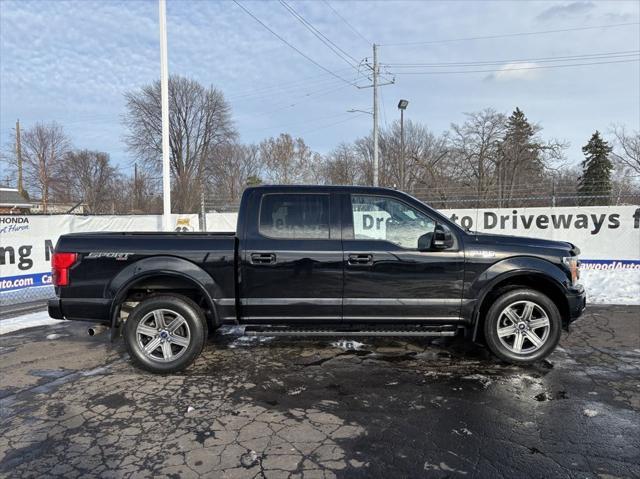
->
[[342, 193, 465, 323], [239, 190, 343, 323]]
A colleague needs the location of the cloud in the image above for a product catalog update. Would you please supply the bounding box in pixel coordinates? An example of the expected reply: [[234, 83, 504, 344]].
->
[[536, 2, 595, 21], [486, 63, 541, 82]]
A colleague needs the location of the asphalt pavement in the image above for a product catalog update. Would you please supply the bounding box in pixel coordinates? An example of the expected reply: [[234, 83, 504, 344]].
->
[[0, 305, 639, 478]]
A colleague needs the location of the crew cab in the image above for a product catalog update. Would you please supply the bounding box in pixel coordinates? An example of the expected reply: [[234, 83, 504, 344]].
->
[[49, 185, 586, 373]]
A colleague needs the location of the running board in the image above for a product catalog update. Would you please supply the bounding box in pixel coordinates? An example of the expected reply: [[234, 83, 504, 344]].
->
[[244, 326, 458, 338]]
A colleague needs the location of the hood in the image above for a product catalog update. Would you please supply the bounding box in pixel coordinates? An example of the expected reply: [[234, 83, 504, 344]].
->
[[472, 232, 579, 254]]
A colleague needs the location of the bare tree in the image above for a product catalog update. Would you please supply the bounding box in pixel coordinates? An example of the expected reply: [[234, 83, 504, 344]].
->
[[322, 143, 365, 185], [448, 109, 506, 202], [382, 120, 449, 195], [56, 150, 118, 213], [352, 122, 449, 195], [611, 125, 640, 175], [207, 143, 261, 207], [20, 122, 71, 212], [124, 75, 236, 213], [258, 133, 316, 184]]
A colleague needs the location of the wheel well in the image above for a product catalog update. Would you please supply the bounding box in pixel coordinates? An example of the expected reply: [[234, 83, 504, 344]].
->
[[474, 274, 570, 342], [114, 274, 216, 331]]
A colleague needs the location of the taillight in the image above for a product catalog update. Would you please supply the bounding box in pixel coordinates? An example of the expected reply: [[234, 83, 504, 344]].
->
[[52, 252, 78, 287]]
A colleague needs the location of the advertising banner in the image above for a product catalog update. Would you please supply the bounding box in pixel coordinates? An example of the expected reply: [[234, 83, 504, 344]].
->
[[0, 214, 198, 292], [439, 206, 640, 268]]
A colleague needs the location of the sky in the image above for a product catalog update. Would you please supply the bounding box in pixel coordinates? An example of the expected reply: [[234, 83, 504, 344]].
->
[[1, 0, 639, 179]]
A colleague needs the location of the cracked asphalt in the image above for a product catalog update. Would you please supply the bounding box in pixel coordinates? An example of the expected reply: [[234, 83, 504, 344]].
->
[[0, 305, 639, 479]]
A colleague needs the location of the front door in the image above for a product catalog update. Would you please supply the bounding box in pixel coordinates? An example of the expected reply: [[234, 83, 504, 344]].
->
[[240, 191, 343, 323], [342, 193, 465, 323]]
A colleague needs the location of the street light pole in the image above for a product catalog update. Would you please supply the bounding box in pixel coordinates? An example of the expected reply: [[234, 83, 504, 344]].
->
[[400, 108, 404, 190], [397, 99, 409, 191], [372, 43, 379, 187], [159, 0, 171, 231]]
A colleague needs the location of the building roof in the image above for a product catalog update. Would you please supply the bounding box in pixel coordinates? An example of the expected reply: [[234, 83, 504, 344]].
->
[[0, 188, 32, 208]]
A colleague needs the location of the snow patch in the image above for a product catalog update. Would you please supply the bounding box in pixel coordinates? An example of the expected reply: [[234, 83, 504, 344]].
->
[[583, 408, 599, 417], [581, 269, 640, 305], [0, 310, 63, 335], [424, 461, 467, 474], [229, 335, 274, 348], [462, 374, 493, 389], [331, 339, 366, 350]]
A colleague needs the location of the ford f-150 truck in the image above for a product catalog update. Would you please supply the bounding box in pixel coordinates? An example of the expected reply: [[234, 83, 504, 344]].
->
[[49, 185, 586, 373]]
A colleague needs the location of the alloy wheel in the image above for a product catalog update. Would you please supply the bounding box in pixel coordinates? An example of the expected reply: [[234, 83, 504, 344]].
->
[[136, 308, 191, 363], [496, 300, 551, 355]]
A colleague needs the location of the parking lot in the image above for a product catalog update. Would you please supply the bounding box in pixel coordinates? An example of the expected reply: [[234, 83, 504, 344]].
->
[[1, 305, 639, 478]]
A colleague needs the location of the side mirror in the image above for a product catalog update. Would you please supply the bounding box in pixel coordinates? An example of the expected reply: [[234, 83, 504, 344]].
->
[[432, 224, 454, 250], [418, 232, 433, 251]]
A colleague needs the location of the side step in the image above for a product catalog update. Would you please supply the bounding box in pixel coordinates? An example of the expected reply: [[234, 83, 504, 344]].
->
[[244, 326, 459, 338]]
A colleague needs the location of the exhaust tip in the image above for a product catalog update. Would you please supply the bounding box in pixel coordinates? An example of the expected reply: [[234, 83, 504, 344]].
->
[[87, 325, 108, 336]]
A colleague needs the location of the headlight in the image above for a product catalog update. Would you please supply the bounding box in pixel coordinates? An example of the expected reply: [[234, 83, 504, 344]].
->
[[563, 256, 581, 286]]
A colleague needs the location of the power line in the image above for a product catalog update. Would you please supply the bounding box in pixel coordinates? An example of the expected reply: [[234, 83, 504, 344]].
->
[[393, 58, 639, 75], [299, 112, 369, 136], [226, 68, 354, 101], [279, 0, 360, 69], [250, 83, 354, 117], [229, 77, 346, 103], [383, 50, 640, 68], [232, 0, 357, 86], [322, 0, 371, 45], [379, 21, 639, 47], [242, 111, 355, 135]]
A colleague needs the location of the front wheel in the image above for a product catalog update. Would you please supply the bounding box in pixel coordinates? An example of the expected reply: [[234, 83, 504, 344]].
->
[[484, 289, 561, 364], [123, 295, 206, 373]]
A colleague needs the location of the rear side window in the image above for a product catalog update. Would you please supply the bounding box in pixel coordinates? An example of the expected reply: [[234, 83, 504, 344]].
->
[[259, 194, 330, 239]]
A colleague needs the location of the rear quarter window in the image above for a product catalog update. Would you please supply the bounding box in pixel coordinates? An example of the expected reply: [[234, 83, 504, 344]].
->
[[259, 193, 330, 239]]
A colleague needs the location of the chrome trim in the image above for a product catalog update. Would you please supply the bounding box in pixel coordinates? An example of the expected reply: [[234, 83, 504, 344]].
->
[[343, 298, 468, 305], [215, 298, 236, 306], [240, 298, 466, 306], [344, 316, 463, 321], [241, 298, 341, 306], [243, 316, 342, 321], [241, 316, 463, 321]]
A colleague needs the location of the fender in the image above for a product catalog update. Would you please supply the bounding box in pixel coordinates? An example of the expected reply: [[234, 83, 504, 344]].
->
[[466, 256, 571, 339], [108, 256, 224, 329]]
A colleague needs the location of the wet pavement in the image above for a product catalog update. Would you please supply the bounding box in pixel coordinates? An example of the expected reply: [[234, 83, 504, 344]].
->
[[0, 305, 639, 478]]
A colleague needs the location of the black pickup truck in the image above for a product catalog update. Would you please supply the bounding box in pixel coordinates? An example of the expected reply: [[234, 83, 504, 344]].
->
[[49, 185, 586, 373]]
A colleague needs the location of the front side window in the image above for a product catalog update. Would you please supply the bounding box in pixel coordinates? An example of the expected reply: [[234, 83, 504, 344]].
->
[[259, 194, 330, 239], [351, 195, 435, 249]]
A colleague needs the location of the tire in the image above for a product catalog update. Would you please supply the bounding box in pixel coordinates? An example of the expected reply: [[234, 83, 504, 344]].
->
[[483, 288, 561, 364], [123, 294, 206, 373]]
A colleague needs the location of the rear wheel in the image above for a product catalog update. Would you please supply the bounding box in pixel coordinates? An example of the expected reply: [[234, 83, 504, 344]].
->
[[123, 295, 206, 373], [484, 289, 561, 364]]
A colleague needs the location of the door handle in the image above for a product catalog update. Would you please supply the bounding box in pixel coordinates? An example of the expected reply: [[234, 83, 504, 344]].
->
[[251, 253, 277, 265], [348, 253, 373, 265]]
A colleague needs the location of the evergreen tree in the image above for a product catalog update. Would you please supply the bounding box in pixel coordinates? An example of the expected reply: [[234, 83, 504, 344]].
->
[[578, 131, 613, 205], [497, 108, 545, 206]]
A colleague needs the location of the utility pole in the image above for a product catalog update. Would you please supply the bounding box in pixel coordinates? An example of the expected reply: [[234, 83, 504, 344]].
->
[[372, 44, 379, 187], [349, 46, 393, 187], [159, 0, 171, 230], [15, 119, 23, 194]]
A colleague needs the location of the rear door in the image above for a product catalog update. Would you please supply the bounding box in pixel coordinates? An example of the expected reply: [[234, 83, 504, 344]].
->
[[342, 193, 465, 323], [239, 190, 343, 323]]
